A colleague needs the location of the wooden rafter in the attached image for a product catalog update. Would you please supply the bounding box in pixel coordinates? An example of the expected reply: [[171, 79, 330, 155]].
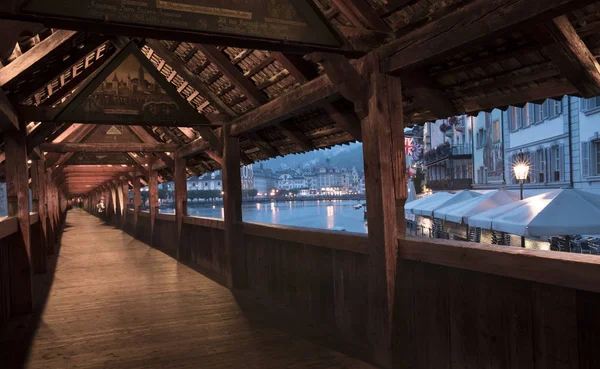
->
[[145, 39, 237, 117], [379, 0, 598, 74], [0, 88, 19, 132], [40, 143, 179, 153], [195, 44, 268, 106], [400, 69, 458, 118], [536, 15, 600, 98], [330, 0, 390, 32], [248, 132, 280, 158], [230, 74, 339, 136], [323, 104, 362, 141], [0, 29, 77, 87]]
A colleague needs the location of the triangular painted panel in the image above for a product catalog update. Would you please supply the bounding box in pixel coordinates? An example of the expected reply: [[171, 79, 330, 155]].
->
[[56, 43, 200, 125], [82, 125, 143, 144]]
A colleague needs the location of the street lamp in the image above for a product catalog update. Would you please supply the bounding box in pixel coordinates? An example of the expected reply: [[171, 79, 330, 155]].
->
[[513, 151, 529, 248]]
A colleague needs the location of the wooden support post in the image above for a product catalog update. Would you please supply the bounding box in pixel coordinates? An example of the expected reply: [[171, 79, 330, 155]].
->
[[133, 174, 141, 232], [222, 126, 246, 289], [30, 157, 47, 274], [45, 169, 56, 255], [37, 156, 49, 261], [360, 57, 407, 368], [122, 179, 129, 228], [174, 156, 188, 260], [4, 128, 33, 314], [149, 164, 158, 246], [110, 183, 118, 224], [115, 181, 123, 227]]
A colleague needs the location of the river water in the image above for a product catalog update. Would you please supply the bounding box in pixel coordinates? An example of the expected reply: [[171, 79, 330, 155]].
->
[[160, 200, 369, 234]]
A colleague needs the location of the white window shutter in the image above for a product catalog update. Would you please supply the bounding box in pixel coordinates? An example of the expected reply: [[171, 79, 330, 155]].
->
[[582, 141, 590, 178], [559, 144, 565, 182]]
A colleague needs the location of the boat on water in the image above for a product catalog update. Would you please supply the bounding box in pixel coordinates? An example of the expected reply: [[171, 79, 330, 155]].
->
[[353, 204, 363, 210]]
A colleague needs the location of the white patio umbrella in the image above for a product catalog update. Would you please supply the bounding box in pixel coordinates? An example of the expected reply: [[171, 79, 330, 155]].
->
[[435, 189, 521, 224], [405, 181, 418, 221], [404, 191, 453, 216], [412, 190, 482, 217], [469, 189, 600, 237]]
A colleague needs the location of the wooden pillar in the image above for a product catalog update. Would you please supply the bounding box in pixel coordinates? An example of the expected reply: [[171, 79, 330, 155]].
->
[[149, 165, 158, 246], [133, 174, 141, 231], [4, 129, 33, 314], [222, 127, 246, 289], [45, 169, 55, 255], [30, 156, 47, 274], [114, 181, 122, 227], [110, 183, 117, 224], [37, 156, 49, 263], [121, 179, 129, 228], [174, 156, 188, 260], [360, 62, 407, 367]]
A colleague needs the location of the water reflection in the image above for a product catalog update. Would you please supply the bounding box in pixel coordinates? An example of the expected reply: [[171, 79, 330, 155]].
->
[[173, 200, 368, 233]]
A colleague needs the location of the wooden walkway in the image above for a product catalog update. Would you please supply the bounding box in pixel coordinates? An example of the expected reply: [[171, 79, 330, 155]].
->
[[17, 210, 376, 368]]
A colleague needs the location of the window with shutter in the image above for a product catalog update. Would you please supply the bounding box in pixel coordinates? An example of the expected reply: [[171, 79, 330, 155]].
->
[[595, 141, 600, 176], [552, 145, 561, 182], [582, 141, 590, 178]]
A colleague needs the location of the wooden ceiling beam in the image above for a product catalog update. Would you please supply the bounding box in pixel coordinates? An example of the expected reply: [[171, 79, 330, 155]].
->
[[230, 74, 339, 136], [145, 39, 237, 117], [0, 29, 77, 87], [127, 126, 176, 170], [249, 132, 280, 158], [275, 122, 312, 152], [400, 69, 458, 118], [156, 127, 185, 145], [376, 0, 418, 17], [0, 88, 19, 132], [195, 44, 268, 106], [175, 137, 211, 159], [40, 143, 179, 153], [330, 0, 391, 32], [323, 104, 363, 141], [380, 0, 597, 74], [63, 166, 137, 173], [536, 15, 600, 98]]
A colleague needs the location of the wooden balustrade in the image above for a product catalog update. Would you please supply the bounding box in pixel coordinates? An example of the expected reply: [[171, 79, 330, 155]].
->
[[393, 236, 600, 368]]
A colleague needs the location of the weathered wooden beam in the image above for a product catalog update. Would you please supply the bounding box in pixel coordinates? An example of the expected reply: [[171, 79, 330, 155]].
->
[[0, 29, 77, 86], [39, 143, 179, 153], [400, 69, 458, 118], [128, 126, 176, 170], [275, 122, 312, 151], [331, 0, 390, 32], [175, 137, 211, 159], [376, 0, 417, 17], [230, 74, 339, 136], [536, 15, 600, 98], [0, 88, 19, 132], [222, 126, 246, 289], [360, 57, 407, 368], [145, 39, 237, 117], [4, 127, 33, 314], [36, 154, 49, 267], [156, 127, 185, 145], [271, 52, 318, 83], [323, 104, 363, 141], [249, 132, 280, 158], [309, 52, 368, 118], [174, 156, 188, 261], [195, 44, 268, 106], [380, 0, 597, 74], [63, 165, 137, 173]]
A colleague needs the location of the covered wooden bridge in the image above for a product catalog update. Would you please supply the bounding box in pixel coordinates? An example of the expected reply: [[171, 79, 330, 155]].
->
[[2, 0, 600, 368]]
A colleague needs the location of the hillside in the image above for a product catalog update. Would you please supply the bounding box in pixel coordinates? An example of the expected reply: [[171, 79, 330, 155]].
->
[[259, 142, 364, 171]]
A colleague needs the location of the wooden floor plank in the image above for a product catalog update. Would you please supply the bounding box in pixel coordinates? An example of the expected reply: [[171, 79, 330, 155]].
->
[[11, 209, 375, 369]]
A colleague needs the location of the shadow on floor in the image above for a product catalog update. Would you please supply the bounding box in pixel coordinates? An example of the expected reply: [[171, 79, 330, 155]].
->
[[0, 217, 68, 368]]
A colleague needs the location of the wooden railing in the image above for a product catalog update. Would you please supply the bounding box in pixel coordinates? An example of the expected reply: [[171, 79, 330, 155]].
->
[[393, 236, 600, 368]]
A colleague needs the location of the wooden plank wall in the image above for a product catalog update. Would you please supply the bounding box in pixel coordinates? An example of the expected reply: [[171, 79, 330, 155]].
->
[[182, 221, 226, 275], [152, 215, 178, 258], [0, 231, 12, 327], [392, 258, 600, 369], [136, 213, 151, 246], [243, 230, 369, 346]]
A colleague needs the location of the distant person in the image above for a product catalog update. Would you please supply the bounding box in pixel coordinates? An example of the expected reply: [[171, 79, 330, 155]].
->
[[97, 199, 105, 214]]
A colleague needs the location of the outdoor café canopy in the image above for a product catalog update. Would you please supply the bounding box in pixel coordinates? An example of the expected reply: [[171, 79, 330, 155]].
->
[[411, 190, 482, 217], [468, 189, 600, 237], [434, 189, 521, 224]]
